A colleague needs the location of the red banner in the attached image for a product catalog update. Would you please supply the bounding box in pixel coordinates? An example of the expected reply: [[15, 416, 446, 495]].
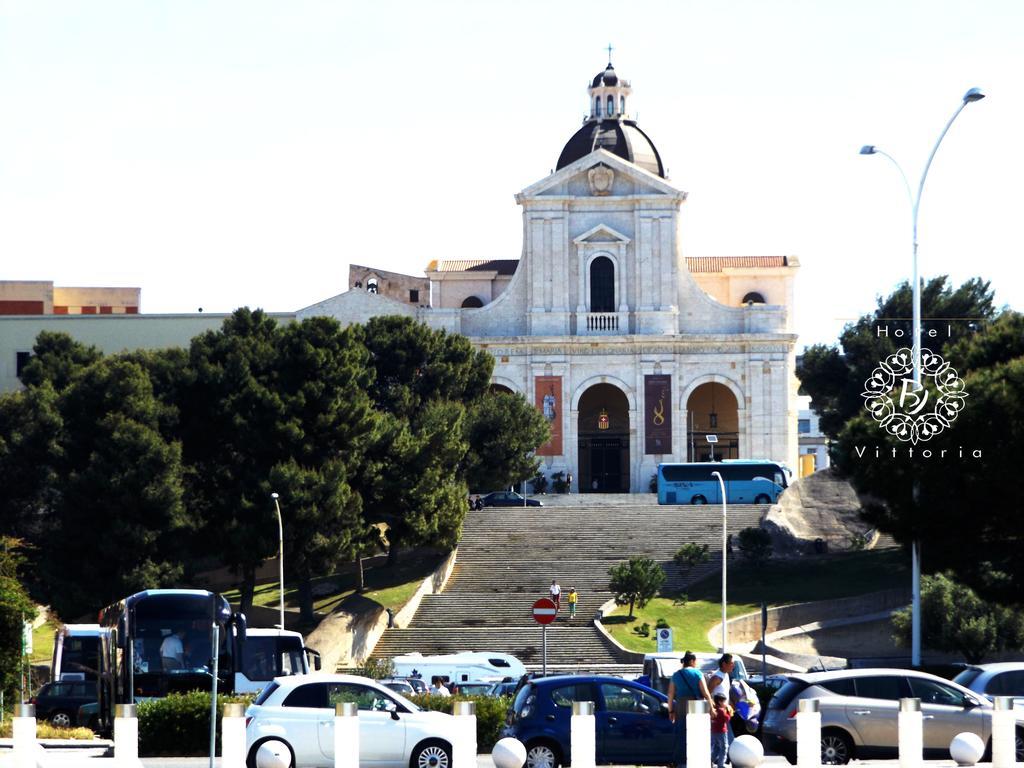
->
[[535, 376, 562, 456]]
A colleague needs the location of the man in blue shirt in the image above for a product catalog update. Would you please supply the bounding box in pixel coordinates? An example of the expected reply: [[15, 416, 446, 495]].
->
[[666, 651, 715, 767]]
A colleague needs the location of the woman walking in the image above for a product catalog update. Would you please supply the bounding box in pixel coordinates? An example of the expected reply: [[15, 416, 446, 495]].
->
[[666, 651, 715, 768]]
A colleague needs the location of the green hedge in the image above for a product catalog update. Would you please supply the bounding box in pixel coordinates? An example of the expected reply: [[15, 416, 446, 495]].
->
[[409, 694, 511, 751], [137, 691, 253, 757]]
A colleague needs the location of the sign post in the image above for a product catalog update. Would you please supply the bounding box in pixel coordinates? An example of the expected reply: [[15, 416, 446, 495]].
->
[[656, 627, 673, 653], [532, 598, 557, 676], [761, 601, 768, 683]]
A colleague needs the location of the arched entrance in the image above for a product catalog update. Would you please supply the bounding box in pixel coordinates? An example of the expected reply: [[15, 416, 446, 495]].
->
[[578, 383, 630, 492], [686, 382, 739, 461], [489, 383, 514, 395]]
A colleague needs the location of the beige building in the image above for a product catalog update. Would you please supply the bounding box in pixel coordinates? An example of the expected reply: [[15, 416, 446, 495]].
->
[[0, 280, 141, 316]]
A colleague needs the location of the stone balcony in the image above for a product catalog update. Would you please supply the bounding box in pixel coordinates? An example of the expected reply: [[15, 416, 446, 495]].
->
[[579, 311, 626, 335]]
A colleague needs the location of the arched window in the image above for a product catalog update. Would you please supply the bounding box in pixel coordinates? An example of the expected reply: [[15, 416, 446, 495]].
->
[[595, 96, 601, 117], [606, 95, 614, 117], [742, 291, 765, 305], [461, 296, 484, 308], [590, 256, 615, 312], [367, 278, 378, 294], [620, 95, 625, 114]]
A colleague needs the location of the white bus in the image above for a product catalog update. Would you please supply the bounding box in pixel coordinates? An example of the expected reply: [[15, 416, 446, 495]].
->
[[235, 627, 321, 693], [391, 652, 525, 685], [51, 624, 103, 682]]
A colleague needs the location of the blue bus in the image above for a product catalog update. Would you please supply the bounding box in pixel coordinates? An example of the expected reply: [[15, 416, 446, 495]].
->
[[657, 460, 788, 505]]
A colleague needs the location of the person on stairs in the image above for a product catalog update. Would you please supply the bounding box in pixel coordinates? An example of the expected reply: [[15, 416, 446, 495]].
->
[[549, 579, 561, 611], [567, 587, 578, 619]]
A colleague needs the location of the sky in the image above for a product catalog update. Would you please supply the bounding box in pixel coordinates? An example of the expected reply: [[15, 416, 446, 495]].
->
[[1, 0, 1022, 350]]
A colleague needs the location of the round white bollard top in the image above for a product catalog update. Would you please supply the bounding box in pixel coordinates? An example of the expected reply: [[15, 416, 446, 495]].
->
[[492, 737, 527, 768], [15, 703, 35, 718], [950, 732, 985, 766], [994, 696, 1015, 711], [454, 700, 477, 716], [686, 699, 709, 715], [798, 699, 819, 713], [336, 701, 359, 717], [572, 701, 594, 716], [899, 697, 922, 712], [255, 739, 292, 768], [729, 734, 765, 768], [115, 703, 137, 719], [223, 702, 246, 718]]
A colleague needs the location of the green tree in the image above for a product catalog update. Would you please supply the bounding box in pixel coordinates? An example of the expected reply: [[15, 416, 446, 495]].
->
[[19, 331, 103, 392], [463, 390, 549, 492], [179, 308, 285, 615], [737, 527, 773, 566], [0, 385, 62, 539], [0, 538, 35, 706], [891, 573, 1024, 664], [798, 276, 995, 439], [37, 358, 191, 619], [674, 542, 710, 578], [269, 317, 377, 622], [608, 557, 666, 618]]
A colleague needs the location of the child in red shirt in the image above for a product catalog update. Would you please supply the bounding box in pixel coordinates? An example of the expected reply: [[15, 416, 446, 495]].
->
[[711, 693, 733, 768]]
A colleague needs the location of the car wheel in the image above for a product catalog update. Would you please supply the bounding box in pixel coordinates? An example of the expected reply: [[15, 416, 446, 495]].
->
[[692, 495, 707, 505], [1016, 727, 1024, 762], [246, 737, 295, 768], [820, 728, 853, 765], [49, 711, 73, 728], [755, 494, 771, 504], [411, 739, 452, 768], [525, 740, 562, 768]]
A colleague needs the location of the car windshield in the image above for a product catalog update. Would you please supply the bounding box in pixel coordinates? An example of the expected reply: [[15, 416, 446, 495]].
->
[[382, 685, 420, 713], [953, 668, 983, 688]]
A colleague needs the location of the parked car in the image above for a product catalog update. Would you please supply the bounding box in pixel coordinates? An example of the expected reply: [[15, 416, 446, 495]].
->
[[747, 673, 789, 693], [452, 682, 492, 696], [503, 674, 672, 767], [954, 663, 1024, 708], [763, 668, 1024, 765], [29, 680, 96, 727], [639, 651, 748, 696], [480, 491, 542, 508], [77, 700, 99, 731], [489, 680, 519, 698], [245, 673, 460, 768], [377, 677, 417, 696]]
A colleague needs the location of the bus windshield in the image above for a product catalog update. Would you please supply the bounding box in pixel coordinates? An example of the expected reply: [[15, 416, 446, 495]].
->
[[242, 635, 306, 681]]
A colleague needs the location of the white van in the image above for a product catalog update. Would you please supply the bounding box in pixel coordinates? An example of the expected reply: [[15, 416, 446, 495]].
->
[[641, 652, 748, 696], [234, 628, 321, 693], [391, 651, 526, 686]]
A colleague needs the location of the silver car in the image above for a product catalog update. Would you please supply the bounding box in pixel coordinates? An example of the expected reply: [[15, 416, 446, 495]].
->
[[762, 668, 1024, 764]]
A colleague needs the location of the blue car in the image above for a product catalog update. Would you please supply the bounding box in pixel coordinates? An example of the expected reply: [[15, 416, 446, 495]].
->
[[504, 675, 675, 767]]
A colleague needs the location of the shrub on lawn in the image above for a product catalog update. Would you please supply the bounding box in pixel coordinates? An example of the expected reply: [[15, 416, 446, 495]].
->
[[137, 691, 253, 756], [0, 721, 94, 740], [409, 694, 510, 751]]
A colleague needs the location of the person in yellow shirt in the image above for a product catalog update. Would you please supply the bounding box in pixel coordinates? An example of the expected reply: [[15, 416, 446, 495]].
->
[[567, 587, 578, 619]]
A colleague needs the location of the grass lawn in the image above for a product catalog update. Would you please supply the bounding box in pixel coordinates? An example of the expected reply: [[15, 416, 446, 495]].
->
[[222, 552, 447, 617], [604, 548, 909, 653], [31, 616, 60, 665]]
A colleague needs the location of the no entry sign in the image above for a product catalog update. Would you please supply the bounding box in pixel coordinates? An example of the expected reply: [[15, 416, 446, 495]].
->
[[532, 598, 557, 624]]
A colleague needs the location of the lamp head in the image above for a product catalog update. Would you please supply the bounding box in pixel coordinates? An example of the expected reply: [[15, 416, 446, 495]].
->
[[963, 87, 985, 103], [271, 492, 279, 499], [859, 145, 877, 155]]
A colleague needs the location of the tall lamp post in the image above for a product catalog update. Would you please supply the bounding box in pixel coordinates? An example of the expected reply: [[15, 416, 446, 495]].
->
[[711, 470, 728, 652], [860, 86, 985, 667], [271, 492, 285, 630]]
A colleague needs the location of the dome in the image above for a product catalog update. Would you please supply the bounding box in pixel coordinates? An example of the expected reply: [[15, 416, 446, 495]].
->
[[591, 64, 619, 87], [556, 119, 665, 178]]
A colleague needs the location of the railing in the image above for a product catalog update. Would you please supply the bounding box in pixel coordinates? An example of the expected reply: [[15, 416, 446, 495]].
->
[[582, 312, 621, 334]]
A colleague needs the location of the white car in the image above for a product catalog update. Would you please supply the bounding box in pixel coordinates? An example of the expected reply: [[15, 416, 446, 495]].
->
[[954, 663, 1024, 708], [245, 674, 459, 768]]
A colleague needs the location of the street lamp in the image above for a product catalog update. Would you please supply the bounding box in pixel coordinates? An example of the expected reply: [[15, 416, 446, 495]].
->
[[271, 492, 284, 630], [860, 86, 985, 667], [711, 470, 728, 653]]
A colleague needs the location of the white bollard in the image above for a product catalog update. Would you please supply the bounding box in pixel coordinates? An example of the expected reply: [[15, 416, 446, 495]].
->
[[950, 732, 985, 766], [686, 699, 711, 768], [898, 698, 923, 768], [12, 703, 36, 768], [797, 698, 821, 768], [114, 703, 140, 766], [992, 696, 1016, 768], [334, 702, 359, 768], [453, 701, 477, 768], [221, 703, 247, 768], [492, 737, 527, 768], [570, 701, 596, 768]]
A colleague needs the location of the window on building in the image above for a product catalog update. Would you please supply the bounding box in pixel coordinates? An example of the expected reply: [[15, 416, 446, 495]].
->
[[798, 419, 811, 434], [366, 279, 378, 294], [16, 351, 31, 379], [409, 289, 419, 303], [742, 292, 766, 305], [620, 95, 625, 114], [589, 256, 615, 312], [606, 95, 614, 117], [461, 296, 483, 309], [594, 97, 601, 116]]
